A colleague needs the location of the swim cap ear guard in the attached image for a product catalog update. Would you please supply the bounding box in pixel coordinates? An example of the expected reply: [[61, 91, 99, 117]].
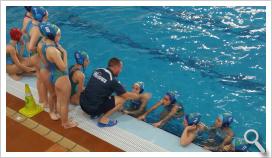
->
[[184, 113, 201, 126], [74, 51, 89, 65], [10, 28, 23, 42], [166, 92, 176, 104], [74, 51, 89, 66], [218, 113, 233, 127], [39, 22, 60, 41], [74, 51, 89, 72], [31, 7, 47, 22], [134, 81, 144, 94], [24, 6, 32, 12]]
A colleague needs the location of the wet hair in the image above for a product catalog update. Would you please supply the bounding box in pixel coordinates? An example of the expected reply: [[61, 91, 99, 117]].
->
[[108, 57, 122, 67]]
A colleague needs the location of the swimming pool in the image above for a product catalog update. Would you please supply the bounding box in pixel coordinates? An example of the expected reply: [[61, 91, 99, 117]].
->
[[6, 6, 266, 151]]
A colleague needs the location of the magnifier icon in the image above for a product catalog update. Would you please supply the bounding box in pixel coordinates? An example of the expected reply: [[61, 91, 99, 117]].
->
[[244, 129, 265, 153]]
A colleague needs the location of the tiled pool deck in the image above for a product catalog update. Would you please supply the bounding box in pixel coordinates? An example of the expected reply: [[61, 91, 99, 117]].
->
[[6, 75, 208, 152]]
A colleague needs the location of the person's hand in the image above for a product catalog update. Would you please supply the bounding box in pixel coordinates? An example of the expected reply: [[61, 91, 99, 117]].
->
[[203, 146, 210, 150], [218, 144, 225, 151], [158, 99, 164, 105], [152, 121, 162, 128], [140, 93, 152, 100], [122, 109, 130, 114], [223, 144, 232, 152], [187, 125, 197, 131], [56, 44, 67, 55], [25, 67, 35, 72], [137, 115, 146, 121]]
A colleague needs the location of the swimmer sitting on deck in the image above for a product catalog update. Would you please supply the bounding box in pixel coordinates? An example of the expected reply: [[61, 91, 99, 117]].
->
[[138, 92, 184, 128], [122, 81, 151, 117], [80, 57, 141, 127], [69, 51, 90, 105], [6, 28, 35, 80]]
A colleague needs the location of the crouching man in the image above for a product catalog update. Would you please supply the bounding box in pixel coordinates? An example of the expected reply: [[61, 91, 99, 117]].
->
[[80, 57, 140, 127]]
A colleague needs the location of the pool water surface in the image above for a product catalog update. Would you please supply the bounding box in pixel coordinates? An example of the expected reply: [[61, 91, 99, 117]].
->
[[6, 6, 266, 151]]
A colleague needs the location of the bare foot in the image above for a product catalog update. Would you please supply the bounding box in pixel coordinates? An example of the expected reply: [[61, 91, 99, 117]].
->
[[40, 102, 48, 109], [62, 120, 78, 129], [56, 113, 61, 119], [49, 112, 60, 121], [24, 71, 36, 76], [10, 74, 22, 81]]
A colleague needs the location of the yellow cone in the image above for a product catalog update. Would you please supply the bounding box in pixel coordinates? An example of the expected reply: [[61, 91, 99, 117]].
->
[[19, 84, 43, 117]]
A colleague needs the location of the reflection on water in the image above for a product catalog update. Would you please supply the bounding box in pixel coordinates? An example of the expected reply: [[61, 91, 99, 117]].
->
[[6, 6, 266, 151]]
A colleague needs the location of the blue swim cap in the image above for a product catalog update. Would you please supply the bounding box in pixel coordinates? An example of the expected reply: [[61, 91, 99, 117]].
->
[[24, 6, 32, 12], [31, 7, 47, 22], [166, 92, 176, 104], [232, 138, 250, 152], [134, 81, 144, 93], [40, 22, 60, 41], [74, 51, 89, 65], [184, 113, 201, 126], [218, 113, 233, 127]]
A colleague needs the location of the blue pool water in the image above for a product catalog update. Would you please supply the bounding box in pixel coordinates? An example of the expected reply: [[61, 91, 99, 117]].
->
[[6, 6, 266, 151]]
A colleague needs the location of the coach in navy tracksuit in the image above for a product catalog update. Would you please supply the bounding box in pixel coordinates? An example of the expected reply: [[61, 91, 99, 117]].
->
[[80, 57, 140, 127]]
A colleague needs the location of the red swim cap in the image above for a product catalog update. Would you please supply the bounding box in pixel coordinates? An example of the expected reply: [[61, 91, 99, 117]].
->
[[10, 28, 22, 42]]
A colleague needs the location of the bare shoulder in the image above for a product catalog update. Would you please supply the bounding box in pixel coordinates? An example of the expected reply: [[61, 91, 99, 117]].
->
[[46, 46, 61, 60], [140, 92, 151, 100], [74, 70, 85, 80], [6, 45, 15, 54], [226, 127, 234, 136]]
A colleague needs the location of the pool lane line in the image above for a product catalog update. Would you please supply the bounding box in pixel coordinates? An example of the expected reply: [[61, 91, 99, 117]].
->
[[6, 106, 90, 152]]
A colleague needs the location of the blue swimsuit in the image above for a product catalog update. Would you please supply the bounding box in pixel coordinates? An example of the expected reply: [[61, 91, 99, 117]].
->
[[41, 42, 68, 84], [6, 43, 20, 65], [25, 21, 42, 55], [193, 127, 228, 149]]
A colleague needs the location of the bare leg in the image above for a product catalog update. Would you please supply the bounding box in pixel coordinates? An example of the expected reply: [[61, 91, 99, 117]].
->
[[6, 64, 23, 80], [99, 96, 125, 124], [40, 69, 58, 120], [36, 70, 47, 104], [9, 74, 22, 81], [21, 59, 36, 75], [31, 55, 47, 105], [48, 87, 58, 120], [55, 76, 77, 129], [70, 94, 80, 105]]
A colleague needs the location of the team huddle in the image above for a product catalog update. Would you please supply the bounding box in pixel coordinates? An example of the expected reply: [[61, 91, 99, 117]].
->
[[6, 6, 251, 152]]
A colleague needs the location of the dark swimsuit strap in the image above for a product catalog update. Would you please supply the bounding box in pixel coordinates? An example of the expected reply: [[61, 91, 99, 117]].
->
[[24, 12, 32, 19], [54, 43, 65, 59]]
